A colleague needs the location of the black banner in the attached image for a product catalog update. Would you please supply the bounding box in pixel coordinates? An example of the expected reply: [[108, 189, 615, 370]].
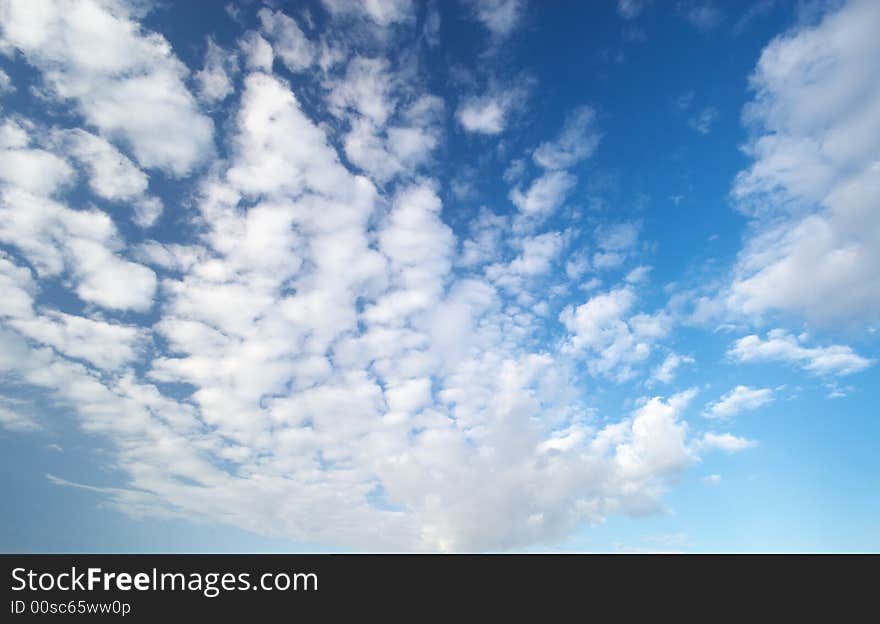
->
[[0, 554, 873, 620]]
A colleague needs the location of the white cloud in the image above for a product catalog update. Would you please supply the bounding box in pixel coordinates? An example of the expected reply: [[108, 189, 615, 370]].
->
[[728, 329, 873, 376], [342, 95, 443, 183], [506, 105, 599, 223], [195, 38, 238, 104], [0, 404, 40, 432], [0, 250, 146, 370], [650, 352, 694, 385], [456, 94, 508, 134], [625, 265, 652, 284], [8, 310, 145, 371], [560, 286, 666, 381], [62, 129, 146, 198], [727, 0, 880, 326], [0, 144, 74, 196], [509, 170, 575, 216], [327, 56, 396, 126], [596, 222, 639, 252], [321, 0, 414, 26], [239, 31, 274, 71], [227, 72, 355, 198], [704, 385, 773, 419], [507, 232, 564, 276], [699, 432, 756, 453], [0, 66, 13, 93], [0, 118, 28, 149], [0, 140, 157, 311], [258, 8, 314, 73], [532, 106, 600, 170], [0, 0, 214, 176]]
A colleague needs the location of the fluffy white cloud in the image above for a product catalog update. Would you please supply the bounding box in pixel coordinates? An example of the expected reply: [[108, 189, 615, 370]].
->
[[55, 129, 164, 226], [560, 286, 667, 381], [325, 56, 443, 184], [195, 38, 238, 104], [728, 329, 873, 376], [704, 385, 773, 419], [727, 0, 880, 326], [8, 310, 145, 371], [57, 129, 147, 200], [509, 170, 575, 215], [227, 72, 357, 198], [0, 143, 74, 196], [508, 106, 601, 220], [239, 31, 274, 71], [456, 94, 508, 134], [0, 134, 157, 311], [258, 8, 314, 73], [0, 0, 214, 176]]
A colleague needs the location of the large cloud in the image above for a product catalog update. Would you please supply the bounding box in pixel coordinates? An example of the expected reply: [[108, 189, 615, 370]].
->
[[727, 0, 880, 326]]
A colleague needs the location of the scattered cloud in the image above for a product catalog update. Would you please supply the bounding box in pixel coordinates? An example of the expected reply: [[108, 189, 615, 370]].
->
[[728, 330, 873, 376], [704, 385, 773, 419], [321, 0, 415, 26], [259, 8, 315, 73], [532, 107, 600, 170], [650, 352, 694, 385], [560, 286, 669, 381], [194, 38, 238, 104], [510, 170, 576, 215], [456, 94, 508, 134], [699, 432, 757, 453]]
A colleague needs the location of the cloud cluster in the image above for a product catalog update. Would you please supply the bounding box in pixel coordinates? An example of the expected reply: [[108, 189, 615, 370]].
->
[[0, 0, 872, 553], [509, 106, 600, 218], [0, 0, 214, 176]]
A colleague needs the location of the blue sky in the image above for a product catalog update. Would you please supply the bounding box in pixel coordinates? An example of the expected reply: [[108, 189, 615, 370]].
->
[[0, 0, 878, 553]]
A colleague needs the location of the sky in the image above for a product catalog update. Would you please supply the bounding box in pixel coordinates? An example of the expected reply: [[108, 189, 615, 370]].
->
[[0, 0, 878, 553]]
